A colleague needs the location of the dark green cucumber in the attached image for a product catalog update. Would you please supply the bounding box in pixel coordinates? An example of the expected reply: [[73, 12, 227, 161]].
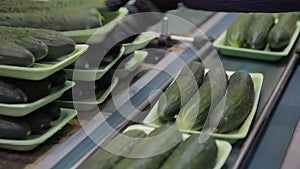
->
[[21, 111, 53, 134], [0, 9, 101, 31], [0, 34, 48, 61], [215, 70, 255, 133], [225, 14, 254, 47], [176, 69, 228, 131], [37, 103, 61, 121], [0, 116, 31, 139], [79, 130, 147, 169], [268, 13, 298, 51], [160, 136, 218, 169], [246, 14, 275, 50], [0, 0, 106, 13], [114, 125, 182, 169], [0, 39, 34, 66], [158, 62, 205, 122], [0, 79, 27, 103], [0, 26, 76, 60], [47, 70, 67, 88], [3, 77, 52, 102]]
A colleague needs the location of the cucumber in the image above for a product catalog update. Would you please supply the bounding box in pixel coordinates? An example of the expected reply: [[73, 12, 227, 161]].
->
[[0, 39, 34, 66], [158, 62, 205, 122], [0, 9, 101, 31], [0, 116, 31, 139], [215, 70, 255, 133], [38, 103, 61, 121], [0, 0, 106, 13], [160, 136, 218, 169], [0, 34, 48, 61], [176, 69, 228, 131], [21, 111, 53, 134], [245, 14, 275, 50], [0, 79, 27, 103], [0, 26, 76, 60], [225, 14, 254, 47], [79, 130, 147, 169], [114, 125, 182, 169], [268, 13, 298, 51], [3, 77, 52, 102], [47, 70, 67, 88]]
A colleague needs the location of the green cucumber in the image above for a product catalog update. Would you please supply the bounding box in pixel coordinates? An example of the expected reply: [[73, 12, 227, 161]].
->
[[47, 70, 67, 88], [79, 130, 147, 169], [225, 14, 254, 47], [0, 9, 101, 31], [160, 136, 218, 169], [176, 69, 228, 131], [3, 77, 52, 102], [0, 34, 48, 61], [215, 70, 255, 133], [0, 79, 27, 103], [38, 103, 61, 121], [0, 39, 34, 66], [245, 14, 275, 50], [268, 13, 298, 51], [21, 111, 53, 134], [0, 26, 76, 60], [114, 125, 182, 169], [158, 62, 205, 122], [0, 116, 31, 139]]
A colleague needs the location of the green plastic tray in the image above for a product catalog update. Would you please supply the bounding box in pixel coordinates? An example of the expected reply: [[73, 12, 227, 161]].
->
[[0, 108, 77, 151], [123, 32, 156, 55], [143, 71, 264, 143], [62, 8, 128, 43], [64, 47, 125, 81], [124, 124, 232, 169], [0, 81, 74, 117], [0, 45, 88, 80], [56, 76, 118, 111], [115, 50, 148, 78], [213, 21, 300, 61]]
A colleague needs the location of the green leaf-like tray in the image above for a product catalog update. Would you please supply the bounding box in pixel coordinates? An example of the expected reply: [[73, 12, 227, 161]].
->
[[0, 45, 88, 80], [213, 21, 300, 61], [0, 108, 77, 151], [143, 71, 264, 143], [64, 47, 125, 81], [62, 8, 128, 43], [0, 81, 74, 117]]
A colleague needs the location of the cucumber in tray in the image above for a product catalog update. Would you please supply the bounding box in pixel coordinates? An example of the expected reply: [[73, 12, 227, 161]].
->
[[245, 14, 275, 50], [0, 116, 31, 139], [0, 79, 28, 103], [0, 0, 106, 13], [1, 77, 52, 103], [268, 13, 298, 51], [0, 26, 76, 60], [158, 61, 205, 122], [0, 34, 48, 61], [114, 125, 182, 169], [0, 39, 34, 67], [79, 130, 147, 169], [160, 136, 218, 169], [176, 68, 228, 131], [225, 14, 254, 47], [0, 8, 102, 31], [21, 112, 53, 134], [214, 70, 255, 133]]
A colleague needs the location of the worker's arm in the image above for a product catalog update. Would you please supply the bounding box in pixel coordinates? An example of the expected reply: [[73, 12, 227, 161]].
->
[[182, 0, 300, 12]]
